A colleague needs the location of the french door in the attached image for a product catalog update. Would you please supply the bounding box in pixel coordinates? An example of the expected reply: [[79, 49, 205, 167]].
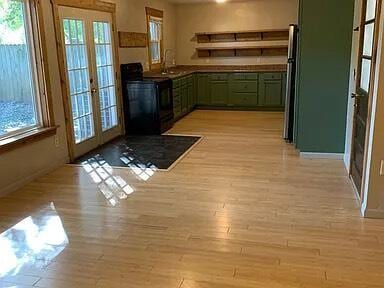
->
[[59, 7, 121, 159], [350, 0, 382, 195]]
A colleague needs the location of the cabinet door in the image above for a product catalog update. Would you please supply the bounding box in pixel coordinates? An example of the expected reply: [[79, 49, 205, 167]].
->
[[187, 83, 193, 110], [197, 74, 210, 105], [259, 74, 284, 107], [282, 73, 287, 106], [210, 81, 228, 105], [173, 87, 182, 118], [230, 92, 258, 107], [192, 74, 198, 106], [181, 85, 188, 114]]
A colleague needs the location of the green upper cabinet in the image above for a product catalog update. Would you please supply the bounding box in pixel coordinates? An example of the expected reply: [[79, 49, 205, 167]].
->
[[259, 73, 284, 107], [197, 74, 210, 105]]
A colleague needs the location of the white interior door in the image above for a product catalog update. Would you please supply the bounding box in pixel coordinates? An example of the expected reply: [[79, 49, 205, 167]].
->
[[59, 6, 121, 159]]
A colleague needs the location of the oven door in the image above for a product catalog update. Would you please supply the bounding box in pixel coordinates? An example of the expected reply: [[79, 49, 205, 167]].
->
[[157, 80, 174, 120]]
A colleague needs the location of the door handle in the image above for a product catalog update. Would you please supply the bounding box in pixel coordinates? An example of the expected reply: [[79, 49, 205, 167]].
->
[[351, 93, 362, 99]]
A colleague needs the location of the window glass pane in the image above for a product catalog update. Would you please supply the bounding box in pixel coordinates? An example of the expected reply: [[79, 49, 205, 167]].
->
[[366, 0, 377, 21], [361, 58, 371, 92], [363, 23, 374, 56], [149, 21, 158, 41], [157, 22, 162, 41], [151, 42, 160, 62], [0, 0, 40, 137], [63, 18, 95, 143]]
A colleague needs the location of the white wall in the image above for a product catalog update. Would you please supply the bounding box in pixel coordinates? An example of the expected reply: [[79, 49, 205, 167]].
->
[[344, 0, 362, 172], [0, 0, 177, 196], [175, 0, 298, 66]]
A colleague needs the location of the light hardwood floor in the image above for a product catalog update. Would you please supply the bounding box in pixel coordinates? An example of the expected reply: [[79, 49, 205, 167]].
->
[[1, 110, 384, 288]]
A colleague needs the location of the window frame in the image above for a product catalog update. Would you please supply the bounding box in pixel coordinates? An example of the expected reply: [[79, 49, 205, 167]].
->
[[0, 0, 56, 153], [145, 7, 163, 71]]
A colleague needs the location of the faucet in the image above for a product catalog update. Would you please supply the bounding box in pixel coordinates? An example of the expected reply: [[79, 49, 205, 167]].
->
[[162, 49, 174, 74]]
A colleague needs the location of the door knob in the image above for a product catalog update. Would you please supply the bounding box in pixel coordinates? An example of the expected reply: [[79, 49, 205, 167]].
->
[[351, 93, 362, 99], [91, 88, 98, 94]]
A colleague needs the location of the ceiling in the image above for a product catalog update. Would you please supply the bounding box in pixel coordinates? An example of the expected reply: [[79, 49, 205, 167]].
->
[[168, 0, 251, 4]]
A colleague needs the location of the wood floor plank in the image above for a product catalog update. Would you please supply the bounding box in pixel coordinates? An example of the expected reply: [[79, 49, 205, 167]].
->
[[0, 111, 382, 287]]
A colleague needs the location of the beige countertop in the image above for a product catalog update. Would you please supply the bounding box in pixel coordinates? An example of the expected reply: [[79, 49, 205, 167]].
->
[[144, 64, 287, 79]]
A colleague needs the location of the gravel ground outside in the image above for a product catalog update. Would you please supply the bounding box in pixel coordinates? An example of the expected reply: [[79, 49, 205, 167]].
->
[[0, 101, 36, 136]]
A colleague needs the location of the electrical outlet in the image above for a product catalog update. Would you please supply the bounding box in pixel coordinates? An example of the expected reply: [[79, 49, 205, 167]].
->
[[380, 160, 384, 176], [54, 136, 60, 148]]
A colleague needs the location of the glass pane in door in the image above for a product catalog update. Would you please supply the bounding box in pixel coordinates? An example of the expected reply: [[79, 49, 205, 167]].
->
[[363, 23, 375, 56], [361, 58, 372, 92], [366, 0, 377, 21], [63, 19, 94, 143], [93, 22, 118, 131]]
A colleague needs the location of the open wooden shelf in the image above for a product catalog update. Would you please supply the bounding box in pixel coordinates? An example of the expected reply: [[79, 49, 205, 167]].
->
[[196, 45, 288, 58], [195, 29, 289, 43]]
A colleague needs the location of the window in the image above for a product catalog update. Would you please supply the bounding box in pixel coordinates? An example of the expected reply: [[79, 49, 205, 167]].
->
[[149, 18, 162, 64], [0, 0, 54, 147], [146, 7, 163, 70]]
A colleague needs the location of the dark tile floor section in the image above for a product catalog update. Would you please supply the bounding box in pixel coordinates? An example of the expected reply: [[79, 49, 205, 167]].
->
[[72, 135, 202, 170]]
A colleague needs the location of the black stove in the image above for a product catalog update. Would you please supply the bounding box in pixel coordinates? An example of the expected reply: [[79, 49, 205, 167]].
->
[[121, 63, 174, 135]]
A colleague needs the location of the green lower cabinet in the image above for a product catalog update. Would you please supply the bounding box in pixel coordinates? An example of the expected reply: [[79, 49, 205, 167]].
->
[[173, 72, 286, 120], [282, 73, 287, 106], [173, 75, 197, 119], [229, 92, 258, 107], [187, 83, 193, 110], [173, 87, 182, 119], [209, 74, 229, 105], [259, 80, 283, 106], [197, 74, 210, 105], [258, 73, 284, 107], [192, 74, 198, 106], [181, 85, 188, 115], [210, 81, 228, 105], [229, 77, 258, 107], [186, 75, 194, 111]]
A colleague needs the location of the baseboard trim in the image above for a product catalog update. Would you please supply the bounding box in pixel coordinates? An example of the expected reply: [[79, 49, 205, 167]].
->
[[0, 156, 69, 197], [300, 152, 344, 160], [364, 208, 384, 219]]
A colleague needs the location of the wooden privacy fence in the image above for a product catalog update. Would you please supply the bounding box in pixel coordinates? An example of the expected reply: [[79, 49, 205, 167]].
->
[[0, 44, 34, 103]]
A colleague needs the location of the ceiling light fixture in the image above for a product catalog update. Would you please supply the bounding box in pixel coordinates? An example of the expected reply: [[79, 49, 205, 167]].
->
[[216, 0, 227, 3]]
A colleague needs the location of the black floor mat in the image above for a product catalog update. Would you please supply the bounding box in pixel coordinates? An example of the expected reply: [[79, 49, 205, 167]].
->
[[72, 135, 202, 170]]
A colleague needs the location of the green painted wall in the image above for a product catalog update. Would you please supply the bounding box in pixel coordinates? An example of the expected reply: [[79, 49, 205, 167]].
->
[[295, 0, 355, 153]]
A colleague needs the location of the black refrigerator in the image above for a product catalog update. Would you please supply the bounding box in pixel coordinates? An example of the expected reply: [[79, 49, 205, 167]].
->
[[283, 24, 298, 143]]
